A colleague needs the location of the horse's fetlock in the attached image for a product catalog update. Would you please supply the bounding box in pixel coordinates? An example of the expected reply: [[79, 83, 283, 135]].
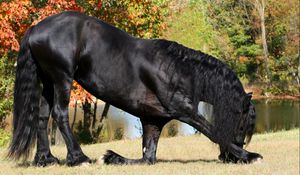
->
[[33, 152, 59, 167], [66, 151, 91, 166]]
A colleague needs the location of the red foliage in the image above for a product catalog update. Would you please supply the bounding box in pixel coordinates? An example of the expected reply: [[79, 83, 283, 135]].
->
[[0, 0, 83, 54], [0, 0, 88, 103], [31, 0, 83, 25], [0, 1, 33, 53], [70, 81, 93, 106], [0, 0, 164, 104]]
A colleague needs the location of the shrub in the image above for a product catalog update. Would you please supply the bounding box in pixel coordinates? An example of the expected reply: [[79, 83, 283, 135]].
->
[[0, 54, 15, 128], [0, 128, 11, 147]]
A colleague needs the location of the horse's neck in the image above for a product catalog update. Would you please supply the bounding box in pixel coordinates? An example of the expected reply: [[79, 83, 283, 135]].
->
[[195, 69, 244, 108]]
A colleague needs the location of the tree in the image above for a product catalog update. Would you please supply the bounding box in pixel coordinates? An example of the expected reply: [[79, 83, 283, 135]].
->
[[0, 0, 167, 143], [202, 0, 299, 94], [245, 0, 270, 82], [0, 0, 165, 106], [204, 0, 262, 79]]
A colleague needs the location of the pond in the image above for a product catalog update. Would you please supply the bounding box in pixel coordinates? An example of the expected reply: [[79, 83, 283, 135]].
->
[[253, 99, 299, 133], [68, 99, 299, 141]]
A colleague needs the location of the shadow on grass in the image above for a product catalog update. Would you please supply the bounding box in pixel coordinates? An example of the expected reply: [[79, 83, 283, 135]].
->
[[14, 159, 99, 167], [14, 158, 219, 167], [15, 161, 31, 168], [157, 158, 219, 164]]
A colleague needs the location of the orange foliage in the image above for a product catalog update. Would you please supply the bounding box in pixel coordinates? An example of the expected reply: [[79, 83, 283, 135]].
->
[[0, 0, 83, 54], [0, 0, 88, 103], [31, 0, 83, 25], [0, 0, 164, 104], [70, 81, 93, 106], [0, 1, 32, 53]]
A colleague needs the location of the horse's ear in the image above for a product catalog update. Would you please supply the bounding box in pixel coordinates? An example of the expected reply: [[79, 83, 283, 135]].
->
[[247, 92, 253, 100]]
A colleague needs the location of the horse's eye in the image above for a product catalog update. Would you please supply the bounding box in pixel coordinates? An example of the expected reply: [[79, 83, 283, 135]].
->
[[240, 126, 244, 131]]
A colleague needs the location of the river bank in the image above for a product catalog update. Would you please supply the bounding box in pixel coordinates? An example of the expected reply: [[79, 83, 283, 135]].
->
[[244, 85, 300, 100]]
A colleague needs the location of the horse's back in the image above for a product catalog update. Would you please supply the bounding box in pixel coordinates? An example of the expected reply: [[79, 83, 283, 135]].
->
[[28, 11, 134, 79], [27, 12, 162, 117]]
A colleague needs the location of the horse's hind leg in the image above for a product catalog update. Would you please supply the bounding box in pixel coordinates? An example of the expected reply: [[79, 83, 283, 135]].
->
[[51, 79, 91, 166], [103, 118, 169, 165], [34, 83, 59, 166]]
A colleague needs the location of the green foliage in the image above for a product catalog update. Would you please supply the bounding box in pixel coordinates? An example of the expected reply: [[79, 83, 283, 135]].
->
[[31, 0, 48, 8], [74, 120, 94, 144], [97, 119, 111, 143], [164, 0, 299, 95], [0, 128, 11, 147], [267, 55, 300, 95], [113, 128, 124, 140], [0, 0, 167, 129], [203, 0, 263, 79], [263, 0, 299, 95], [163, 0, 221, 57], [166, 121, 178, 137], [79, 0, 165, 39], [0, 54, 15, 128], [74, 100, 100, 144]]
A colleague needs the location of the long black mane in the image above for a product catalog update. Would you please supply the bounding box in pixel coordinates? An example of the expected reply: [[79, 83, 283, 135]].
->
[[152, 39, 252, 147]]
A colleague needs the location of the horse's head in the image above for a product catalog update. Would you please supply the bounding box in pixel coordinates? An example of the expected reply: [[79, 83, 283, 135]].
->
[[234, 92, 256, 148]]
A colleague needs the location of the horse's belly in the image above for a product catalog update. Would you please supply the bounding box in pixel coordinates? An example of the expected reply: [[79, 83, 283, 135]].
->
[[77, 74, 169, 118]]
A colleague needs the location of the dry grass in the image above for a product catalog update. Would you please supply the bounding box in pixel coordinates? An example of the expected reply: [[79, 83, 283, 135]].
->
[[0, 129, 299, 175]]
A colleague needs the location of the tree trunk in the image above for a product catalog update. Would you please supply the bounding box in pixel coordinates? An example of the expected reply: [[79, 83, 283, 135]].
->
[[92, 99, 97, 129], [100, 103, 110, 123], [246, 0, 270, 83], [258, 0, 271, 83], [297, 56, 300, 85], [71, 100, 77, 130]]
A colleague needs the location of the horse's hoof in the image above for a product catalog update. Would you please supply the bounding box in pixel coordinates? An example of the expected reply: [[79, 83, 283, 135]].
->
[[79, 162, 92, 167], [237, 152, 263, 164], [103, 150, 126, 165], [246, 152, 263, 163], [219, 151, 263, 164], [66, 152, 91, 166], [33, 153, 60, 167]]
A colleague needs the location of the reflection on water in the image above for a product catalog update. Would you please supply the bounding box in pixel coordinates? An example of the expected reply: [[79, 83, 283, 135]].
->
[[253, 99, 299, 133], [70, 99, 299, 140]]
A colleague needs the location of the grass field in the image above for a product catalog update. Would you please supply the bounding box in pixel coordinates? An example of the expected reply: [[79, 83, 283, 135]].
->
[[0, 129, 299, 175]]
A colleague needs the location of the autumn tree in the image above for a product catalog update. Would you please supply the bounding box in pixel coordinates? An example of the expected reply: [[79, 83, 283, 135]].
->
[[0, 0, 166, 143], [203, 0, 299, 94]]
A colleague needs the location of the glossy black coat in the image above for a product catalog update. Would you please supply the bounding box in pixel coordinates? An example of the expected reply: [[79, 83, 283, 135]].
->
[[8, 11, 262, 166]]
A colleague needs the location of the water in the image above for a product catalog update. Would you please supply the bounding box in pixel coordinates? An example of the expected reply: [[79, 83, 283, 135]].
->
[[70, 99, 299, 140], [253, 99, 299, 133]]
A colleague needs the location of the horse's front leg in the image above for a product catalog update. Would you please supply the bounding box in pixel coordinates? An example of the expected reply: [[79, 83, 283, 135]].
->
[[225, 143, 263, 163], [103, 118, 169, 165], [178, 114, 262, 163]]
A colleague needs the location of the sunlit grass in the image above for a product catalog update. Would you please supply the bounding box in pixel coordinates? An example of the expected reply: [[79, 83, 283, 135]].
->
[[0, 129, 299, 175]]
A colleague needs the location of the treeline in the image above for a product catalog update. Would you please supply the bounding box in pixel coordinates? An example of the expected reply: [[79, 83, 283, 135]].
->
[[0, 0, 299, 131], [165, 0, 299, 96], [0, 0, 165, 127]]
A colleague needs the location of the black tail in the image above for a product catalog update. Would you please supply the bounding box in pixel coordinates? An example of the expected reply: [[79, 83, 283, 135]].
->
[[7, 26, 41, 161]]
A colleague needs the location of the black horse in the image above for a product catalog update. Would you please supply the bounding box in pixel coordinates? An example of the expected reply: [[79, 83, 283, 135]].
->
[[8, 11, 262, 166]]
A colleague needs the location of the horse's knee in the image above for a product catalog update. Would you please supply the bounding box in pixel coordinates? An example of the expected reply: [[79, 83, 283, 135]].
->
[[53, 115, 68, 126], [38, 106, 50, 129]]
